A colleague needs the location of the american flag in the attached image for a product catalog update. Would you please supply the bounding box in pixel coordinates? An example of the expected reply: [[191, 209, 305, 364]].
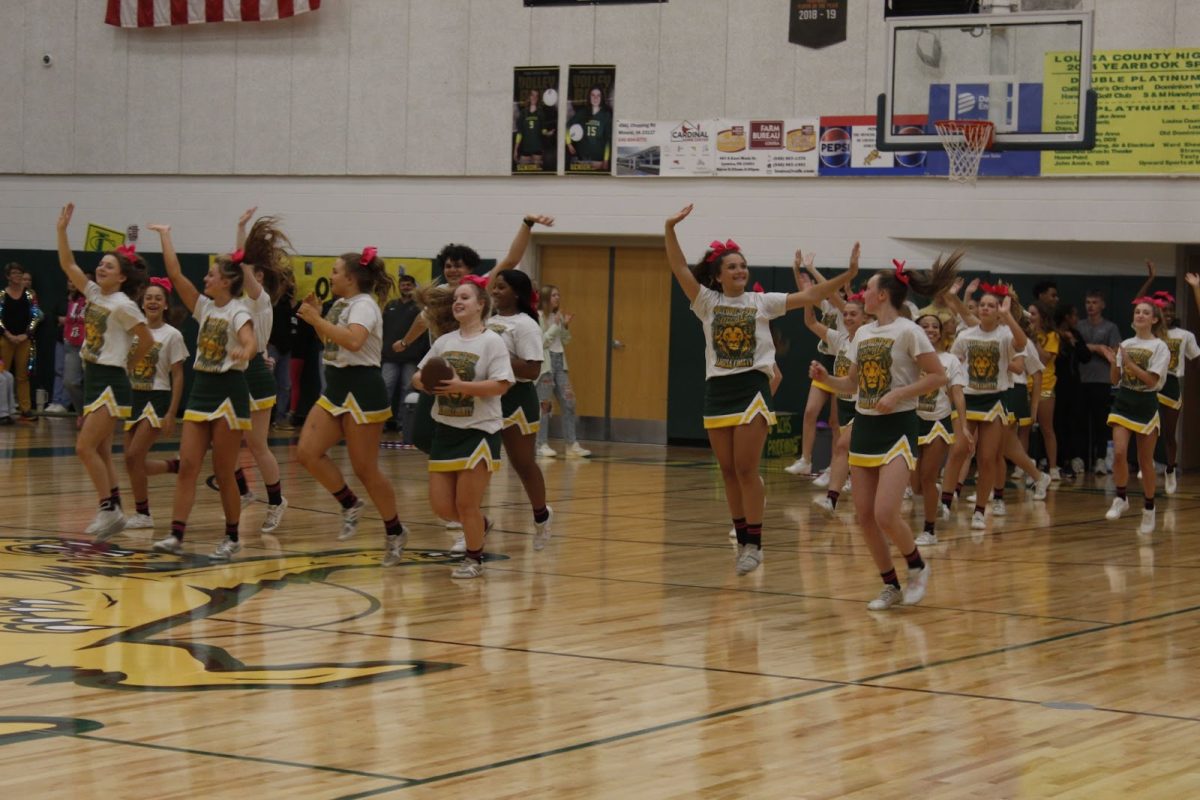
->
[[105, 0, 322, 28]]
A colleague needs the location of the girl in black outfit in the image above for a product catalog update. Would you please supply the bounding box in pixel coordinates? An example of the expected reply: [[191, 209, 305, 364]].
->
[[1052, 303, 1092, 478]]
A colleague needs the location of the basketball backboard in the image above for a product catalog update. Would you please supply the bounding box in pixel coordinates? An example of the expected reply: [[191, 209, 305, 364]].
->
[[877, 10, 1095, 151]]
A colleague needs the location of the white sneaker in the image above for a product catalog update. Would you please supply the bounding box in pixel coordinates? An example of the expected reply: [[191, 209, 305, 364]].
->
[[383, 526, 409, 566], [1093, 458, 1108, 476], [1011, 467, 1025, 481], [338, 499, 366, 540], [842, 478, 852, 493], [1071, 457, 1086, 474], [812, 495, 835, 516], [261, 497, 288, 533], [450, 534, 467, 554], [1032, 472, 1052, 501], [728, 527, 737, 541], [88, 509, 126, 542], [451, 558, 484, 579], [903, 564, 930, 605], [970, 510, 986, 530], [1138, 508, 1156, 536], [992, 498, 1007, 517], [533, 506, 553, 550], [966, 493, 977, 504], [566, 442, 592, 458], [445, 520, 463, 531], [210, 537, 241, 561], [1105, 497, 1130, 521], [735, 544, 763, 575], [867, 584, 903, 611], [124, 513, 155, 530], [537, 444, 558, 458], [938, 504, 950, 521], [1049, 467, 1062, 482], [811, 469, 831, 488], [240, 491, 257, 508], [151, 534, 184, 555], [915, 531, 938, 545], [784, 456, 812, 476], [1137, 469, 1143, 480], [903, 486, 914, 500], [1165, 471, 1177, 495], [44, 403, 69, 414]]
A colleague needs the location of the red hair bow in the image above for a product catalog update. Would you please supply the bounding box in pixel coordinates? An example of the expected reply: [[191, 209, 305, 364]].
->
[[115, 243, 137, 261], [1133, 295, 1167, 309], [705, 239, 741, 263], [752, 282, 765, 293], [531, 290, 540, 310], [230, 249, 245, 266], [892, 259, 910, 286], [148, 276, 173, 294], [979, 281, 1009, 298], [359, 246, 378, 265], [1153, 290, 1175, 305], [460, 274, 489, 290], [847, 290, 866, 304]]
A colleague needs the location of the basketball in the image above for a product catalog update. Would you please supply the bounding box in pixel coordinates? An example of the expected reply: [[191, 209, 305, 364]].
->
[[421, 356, 456, 391]]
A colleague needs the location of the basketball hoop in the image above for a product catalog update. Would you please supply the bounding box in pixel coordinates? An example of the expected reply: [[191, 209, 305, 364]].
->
[[934, 120, 994, 183]]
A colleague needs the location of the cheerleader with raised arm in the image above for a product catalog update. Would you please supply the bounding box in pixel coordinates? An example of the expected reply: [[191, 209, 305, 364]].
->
[[55, 203, 153, 541], [664, 204, 856, 576], [1102, 297, 1171, 535], [809, 256, 957, 610], [1155, 286, 1200, 494], [296, 248, 409, 564]]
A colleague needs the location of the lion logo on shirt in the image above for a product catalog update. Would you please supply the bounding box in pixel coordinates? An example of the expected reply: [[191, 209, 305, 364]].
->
[[1167, 337, 1182, 372], [127, 340, 162, 391], [436, 350, 479, 417], [195, 317, 230, 371], [323, 300, 347, 360], [711, 305, 756, 370], [1121, 347, 1154, 390], [966, 340, 1001, 391], [856, 337, 894, 410], [82, 304, 110, 361]]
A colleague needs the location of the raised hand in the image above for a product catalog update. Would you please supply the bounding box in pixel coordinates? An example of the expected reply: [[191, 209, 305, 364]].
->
[[1186, 273, 1200, 288], [562, 312, 574, 326], [999, 295, 1013, 317], [1145, 259, 1156, 278], [238, 207, 258, 227], [950, 276, 964, 296], [147, 223, 171, 235], [847, 242, 860, 279], [57, 203, 75, 231], [808, 360, 829, 382], [965, 277, 980, 298], [665, 204, 694, 228], [523, 214, 555, 228]]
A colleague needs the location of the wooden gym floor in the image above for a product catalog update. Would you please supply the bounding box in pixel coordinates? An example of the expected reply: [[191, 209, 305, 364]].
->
[[0, 418, 1197, 799]]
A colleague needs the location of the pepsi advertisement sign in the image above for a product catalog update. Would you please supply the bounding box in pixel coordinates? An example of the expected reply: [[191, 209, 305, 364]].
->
[[818, 115, 929, 176]]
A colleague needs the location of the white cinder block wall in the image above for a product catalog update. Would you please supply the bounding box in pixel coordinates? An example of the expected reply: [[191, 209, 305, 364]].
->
[[0, 0, 1196, 274]]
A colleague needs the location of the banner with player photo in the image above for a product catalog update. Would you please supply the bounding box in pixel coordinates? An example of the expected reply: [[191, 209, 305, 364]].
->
[[512, 67, 560, 175], [565, 66, 616, 174]]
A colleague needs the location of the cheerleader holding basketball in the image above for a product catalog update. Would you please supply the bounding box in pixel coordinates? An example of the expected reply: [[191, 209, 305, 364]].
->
[[414, 277, 514, 579], [911, 312, 969, 546], [1101, 297, 1171, 535], [664, 204, 856, 575], [809, 256, 959, 609], [296, 248, 409, 565], [1154, 288, 1199, 494], [148, 224, 255, 559], [121, 278, 188, 531], [56, 203, 153, 540]]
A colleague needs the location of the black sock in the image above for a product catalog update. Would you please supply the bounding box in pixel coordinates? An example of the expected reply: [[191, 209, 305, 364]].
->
[[941, 490, 954, 508], [881, 568, 901, 589], [384, 516, 403, 536], [955, 482, 964, 497], [110, 487, 121, 508], [465, 547, 483, 563], [266, 481, 283, 506], [903, 546, 925, 571], [974, 505, 986, 516], [225, 521, 239, 542], [1167, 464, 1176, 475], [171, 520, 187, 542], [533, 506, 549, 524], [234, 468, 249, 496], [827, 490, 840, 509], [1144, 497, 1155, 511], [1117, 486, 1127, 501], [745, 523, 762, 550], [993, 488, 1003, 501], [135, 500, 150, 516], [165, 458, 180, 474], [333, 484, 359, 510], [923, 520, 935, 534], [732, 517, 747, 546]]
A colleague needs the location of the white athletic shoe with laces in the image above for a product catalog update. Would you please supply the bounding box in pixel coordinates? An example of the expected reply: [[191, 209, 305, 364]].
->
[[914, 531, 938, 546], [151, 535, 184, 555], [735, 544, 763, 575], [903, 564, 930, 606], [812, 495, 835, 515], [785, 456, 812, 476], [1105, 497, 1130, 521], [1165, 471, 1178, 495], [566, 442, 592, 458], [210, 537, 241, 561], [533, 506, 554, 551], [338, 499, 366, 540], [811, 470, 831, 488], [451, 558, 484, 579], [868, 585, 903, 611], [261, 497, 288, 533], [383, 526, 409, 567], [992, 498, 1007, 517], [537, 444, 558, 458], [970, 510, 987, 530], [1032, 472, 1052, 501], [1138, 508, 1156, 536], [123, 513, 154, 530]]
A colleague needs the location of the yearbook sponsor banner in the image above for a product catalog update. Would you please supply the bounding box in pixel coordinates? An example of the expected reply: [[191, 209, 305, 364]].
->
[[512, 67, 560, 175], [713, 118, 820, 176], [565, 66, 616, 174], [1042, 48, 1200, 175], [788, 0, 847, 49]]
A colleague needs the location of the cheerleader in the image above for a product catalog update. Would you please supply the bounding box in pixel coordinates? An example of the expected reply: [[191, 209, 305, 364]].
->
[[664, 204, 856, 576], [121, 278, 188, 531], [487, 269, 554, 549], [414, 277, 514, 579], [148, 224, 255, 560], [1102, 297, 1171, 535], [55, 203, 153, 540], [912, 313, 969, 546], [809, 255, 959, 610], [1155, 287, 1199, 494], [296, 248, 408, 565], [804, 290, 867, 515]]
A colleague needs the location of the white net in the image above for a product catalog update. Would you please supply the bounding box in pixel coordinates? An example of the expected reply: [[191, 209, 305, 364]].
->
[[934, 120, 994, 184]]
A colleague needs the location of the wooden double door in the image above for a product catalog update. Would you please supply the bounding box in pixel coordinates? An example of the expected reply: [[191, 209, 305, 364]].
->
[[539, 245, 670, 442]]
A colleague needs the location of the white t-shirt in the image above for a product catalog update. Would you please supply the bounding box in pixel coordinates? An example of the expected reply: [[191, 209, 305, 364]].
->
[[193, 295, 253, 374], [1165, 328, 1200, 378], [1016, 339, 1044, 387], [323, 293, 383, 368], [81, 282, 146, 367], [244, 291, 273, 354], [690, 286, 787, 380], [128, 324, 188, 392], [918, 352, 966, 421], [846, 317, 935, 416], [420, 328, 514, 433], [1116, 336, 1170, 392], [488, 312, 543, 384], [824, 328, 856, 402], [951, 324, 1021, 394], [815, 300, 844, 356]]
